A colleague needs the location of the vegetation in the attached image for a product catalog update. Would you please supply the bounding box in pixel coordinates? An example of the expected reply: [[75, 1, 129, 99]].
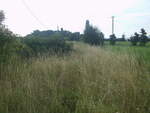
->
[[0, 11, 73, 62], [0, 10, 5, 25], [0, 42, 150, 113], [0, 10, 150, 113], [139, 28, 148, 46], [23, 36, 73, 57], [130, 29, 149, 46], [109, 34, 117, 45], [130, 32, 139, 46], [0, 11, 26, 63], [83, 20, 104, 45], [26, 29, 80, 41]]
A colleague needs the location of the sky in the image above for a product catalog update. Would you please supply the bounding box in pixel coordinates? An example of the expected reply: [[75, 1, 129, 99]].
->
[[0, 0, 150, 37]]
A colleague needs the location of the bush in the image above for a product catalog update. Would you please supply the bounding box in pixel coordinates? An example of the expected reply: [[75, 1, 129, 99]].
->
[[0, 25, 73, 62], [0, 25, 25, 63], [23, 35, 73, 56], [0, 11, 27, 63]]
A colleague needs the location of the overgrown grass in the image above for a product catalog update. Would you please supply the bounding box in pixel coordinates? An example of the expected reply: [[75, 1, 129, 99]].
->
[[0, 42, 150, 113]]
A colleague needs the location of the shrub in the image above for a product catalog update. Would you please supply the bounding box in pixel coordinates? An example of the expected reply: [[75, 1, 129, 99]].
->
[[23, 35, 73, 56], [0, 26, 25, 63]]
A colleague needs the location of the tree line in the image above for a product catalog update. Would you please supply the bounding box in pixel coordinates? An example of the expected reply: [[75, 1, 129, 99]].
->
[[26, 19, 150, 46], [83, 20, 149, 46], [0, 10, 150, 63], [130, 29, 149, 46]]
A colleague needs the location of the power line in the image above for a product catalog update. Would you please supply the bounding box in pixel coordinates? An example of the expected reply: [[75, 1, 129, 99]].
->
[[21, 0, 47, 29]]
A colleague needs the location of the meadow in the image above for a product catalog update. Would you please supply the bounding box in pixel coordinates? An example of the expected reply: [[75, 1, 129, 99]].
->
[[104, 41, 150, 68], [0, 42, 150, 113]]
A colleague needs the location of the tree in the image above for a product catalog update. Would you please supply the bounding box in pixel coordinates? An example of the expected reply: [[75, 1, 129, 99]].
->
[[83, 20, 104, 46], [69, 32, 80, 41], [0, 10, 5, 25], [0, 11, 28, 62], [85, 20, 90, 31], [121, 34, 126, 41], [130, 32, 139, 46], [139, 28, 148, 46], [109, 34, 116, 45]]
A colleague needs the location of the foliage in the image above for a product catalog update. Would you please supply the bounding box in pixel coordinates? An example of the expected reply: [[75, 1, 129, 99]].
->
[[109, 34, 116, 45], [0, 10, 5, 25], [119, 34, 126, 41], [23, 35, 73, 56], [130, 32, 139, 46], [68, 32, 80, 41], [130, 29, 148, 46], [26, 29, 81, 41], [26, 30, 56, 38], [0, 25, 26, 63], [139, 28, 148, 46], [83, 20, 104, 45], [0, 10, 73, 62]]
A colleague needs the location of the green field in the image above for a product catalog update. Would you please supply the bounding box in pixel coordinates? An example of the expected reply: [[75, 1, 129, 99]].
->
[[0, 42, 150, 113], [104, 41, 150, 68]]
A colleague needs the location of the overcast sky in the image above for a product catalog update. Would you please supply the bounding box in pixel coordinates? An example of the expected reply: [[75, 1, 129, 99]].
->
[[0, 0, 150, 37]]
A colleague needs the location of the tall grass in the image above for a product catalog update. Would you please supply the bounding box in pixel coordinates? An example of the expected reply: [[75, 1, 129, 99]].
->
[[0, 42, 149, 113]]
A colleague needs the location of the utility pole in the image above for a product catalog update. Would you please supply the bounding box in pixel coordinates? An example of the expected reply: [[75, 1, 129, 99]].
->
[[112, 16, 114, 34]]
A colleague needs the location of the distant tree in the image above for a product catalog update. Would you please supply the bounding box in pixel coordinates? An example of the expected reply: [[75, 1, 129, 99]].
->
[[83, 20, 104, 46], [109, 34, 116, 45], [69, 32, 80, 41], [0, 10, 5, 25], [148, 35, 150, 41], [85, 20, 90, 30], [61, 28, 63, 32], [121, 34, 126, 41], [139, 28, 148, 46], [130, 32, 139, 46], [26, 29, 75, 41], [116, 34, 126, 41]]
